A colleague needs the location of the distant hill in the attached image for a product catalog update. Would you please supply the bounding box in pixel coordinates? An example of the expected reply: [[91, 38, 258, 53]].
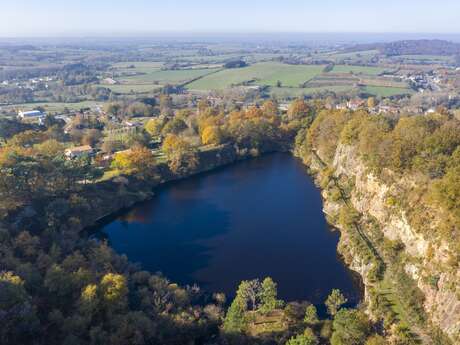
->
[[347, 39, 460, 56]]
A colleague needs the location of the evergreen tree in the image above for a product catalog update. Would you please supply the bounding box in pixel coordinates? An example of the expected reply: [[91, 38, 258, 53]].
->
[[304, 304, 319, 326], [223, 297, 248, 334], [259, 277, 279, 314], [325, 289, 348, 316]]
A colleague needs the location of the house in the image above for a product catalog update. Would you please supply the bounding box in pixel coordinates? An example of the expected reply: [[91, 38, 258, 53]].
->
[[378, 105, 400, 114], [278, 103, 290, 112], [102, 77, 119, 85], [18, 110, 45, 119], [347, 99, 365, 111], [65, 145, 94, 159]]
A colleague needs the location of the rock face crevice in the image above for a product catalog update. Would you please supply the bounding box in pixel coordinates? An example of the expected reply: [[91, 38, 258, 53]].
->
[[308, 143, 460, 342]]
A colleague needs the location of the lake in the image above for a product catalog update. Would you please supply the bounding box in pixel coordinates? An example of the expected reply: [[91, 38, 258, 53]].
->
[[99, 153, 361, 305]]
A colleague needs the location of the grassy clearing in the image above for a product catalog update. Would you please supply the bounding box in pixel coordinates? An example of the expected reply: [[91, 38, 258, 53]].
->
[[247, 310, 287, 337], [331, 65, 386, 75], [361, 85, 413, 97], [187, 62, 324, 90]]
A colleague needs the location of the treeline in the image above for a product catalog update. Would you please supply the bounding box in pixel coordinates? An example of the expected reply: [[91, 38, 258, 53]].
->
[[296, 108, 460, 252], [346, 39, 460, 57]]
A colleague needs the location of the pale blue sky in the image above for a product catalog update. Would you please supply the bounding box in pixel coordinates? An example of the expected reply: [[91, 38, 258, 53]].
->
[[2, 0, 460, 37]]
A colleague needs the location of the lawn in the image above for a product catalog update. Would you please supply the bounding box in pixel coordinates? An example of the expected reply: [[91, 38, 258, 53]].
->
[[331, 65, 386, 75], [187, 62, 324, 90]]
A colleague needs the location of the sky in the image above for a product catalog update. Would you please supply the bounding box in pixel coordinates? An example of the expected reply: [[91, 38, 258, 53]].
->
[[2, 0, 460, 37]]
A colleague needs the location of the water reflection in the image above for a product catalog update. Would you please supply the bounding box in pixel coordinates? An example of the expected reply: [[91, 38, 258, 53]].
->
[[100, 153, 361, 304]]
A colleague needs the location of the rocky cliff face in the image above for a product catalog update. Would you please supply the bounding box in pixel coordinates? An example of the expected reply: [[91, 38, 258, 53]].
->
[[313, 144, 459, 342]]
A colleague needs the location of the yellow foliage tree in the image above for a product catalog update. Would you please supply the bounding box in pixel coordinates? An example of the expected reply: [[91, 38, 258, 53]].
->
[[112, 146, 156, 178], [201, 126, 222, 145], [100, 273, 128, 305], [144, 118, 164, 137], [162, 134, 199, 175], [367, 97, 376, 108]]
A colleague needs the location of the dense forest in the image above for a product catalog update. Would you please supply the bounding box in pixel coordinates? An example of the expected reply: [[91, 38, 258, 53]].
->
[[1, 98, 459, 344]]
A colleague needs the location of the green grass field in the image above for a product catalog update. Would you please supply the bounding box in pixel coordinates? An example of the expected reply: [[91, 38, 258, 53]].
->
[[119, 68, 219, 85], [112, 61, 164, 74], [96, 84, 161, 94], [397, 54, 453, 62], [269, 85, 353, 98], [331, 65, 386, 75], [187, 62, 324, 90], [8, 101, 104, 113], [362, 85, 413, 97]]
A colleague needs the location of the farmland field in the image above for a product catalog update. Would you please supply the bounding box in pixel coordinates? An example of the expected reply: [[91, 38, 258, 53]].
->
[[361, 85, 413, 97], [331, 65, 386, 75], [119, 68, 220, 85], [269, 85, 353, 98], [95, 83, 161, 94], [112, 61, 163, 74], [397, 55, 453, 62], [187, 62, 324, 90], [5, 101, 104, 113]]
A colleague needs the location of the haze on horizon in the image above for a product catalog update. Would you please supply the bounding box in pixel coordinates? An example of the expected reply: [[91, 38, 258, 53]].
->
[[2, 0, 460, 38]]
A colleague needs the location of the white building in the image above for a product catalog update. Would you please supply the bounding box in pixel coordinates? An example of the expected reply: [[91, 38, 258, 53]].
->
[[18, 110, 45, 119], [65, 145, 94, 159]]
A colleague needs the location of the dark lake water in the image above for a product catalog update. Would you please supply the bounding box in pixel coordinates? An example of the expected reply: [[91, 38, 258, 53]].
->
[[99, 153, 361, 305]]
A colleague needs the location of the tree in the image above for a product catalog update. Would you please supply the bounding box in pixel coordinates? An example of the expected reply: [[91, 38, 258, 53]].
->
[[201, 125, 223, 145], [161, 117, 188, 135], [388, 323, 418, 345], [100, 273, 128, 308], [223, 297, 248, 334], [162, 134, 199, 175], [286, 328, 319, 345], [159, 94, 173, 117], [126, 102, 152, 117], [104, 102, 122, 117], [287, 99, 311, 122], [82, 129, 102, 146], [367, 97, 376, 109], [259, 277, 279, 314], [331, 309, 370, 345], [33, 139, 65, 157], [144, 118, 164, 137], [79, 283, 99, 315], [112, 147, 156, 179], [0, 271, 38, 344], [325, 289, 348, 316], [236, 279, 261, 312], [262, 99, 279, 118], [365, 335, 387, 345], [304, 304, 319, 326]]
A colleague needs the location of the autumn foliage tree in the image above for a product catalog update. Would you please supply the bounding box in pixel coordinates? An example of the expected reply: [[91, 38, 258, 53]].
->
[[112, 146, 156, 179], [162, 134, 199, 175]]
